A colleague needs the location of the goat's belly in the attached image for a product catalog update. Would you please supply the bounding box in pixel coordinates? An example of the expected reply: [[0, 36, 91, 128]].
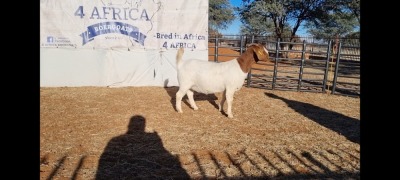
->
[[191, 83, 225, 94]]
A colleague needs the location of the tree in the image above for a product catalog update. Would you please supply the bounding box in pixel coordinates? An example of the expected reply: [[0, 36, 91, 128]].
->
[[341, 0, 360, 24], [209, 0, 235, 35], [238, 0, 327, 44], [237, 2, 275, 35], [304, 0, 359, 54], [305, 0, 359, 39], [305, 11, 358, 39], [239, 14, 274, 35]]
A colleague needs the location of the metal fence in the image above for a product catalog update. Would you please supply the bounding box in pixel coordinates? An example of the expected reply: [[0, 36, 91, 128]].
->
[[208, 35, 360, 97]]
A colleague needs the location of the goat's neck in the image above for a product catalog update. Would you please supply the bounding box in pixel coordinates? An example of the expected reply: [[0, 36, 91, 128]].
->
[[236, 52, 255, 73]]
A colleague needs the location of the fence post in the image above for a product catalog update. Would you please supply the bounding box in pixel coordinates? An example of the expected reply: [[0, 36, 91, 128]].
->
[[272, 38, 280, 90], [239, 35, 244, 55], [331, 42, 342, 94], [214, 37, 219, 62], [297, 40, 306, 91], [323, 40, 332, 93], [311, 37, 314, 52], [246, 71, 252, 87]]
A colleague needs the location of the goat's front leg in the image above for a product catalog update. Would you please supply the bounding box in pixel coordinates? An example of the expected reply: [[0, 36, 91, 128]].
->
[[225, 89, 235, 118], [219, 90, 226, 112], [186, 90, 199, 110]]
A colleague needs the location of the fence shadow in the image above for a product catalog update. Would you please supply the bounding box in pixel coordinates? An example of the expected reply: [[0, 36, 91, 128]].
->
[[42, 147, 359, 179], [95, 115, 190, 179], [265, 92, 360, 144], [42, 115, 359, 179], [187, 148, 359, 179], [71, 155, 86, 180], [46, 155, 67, 180]]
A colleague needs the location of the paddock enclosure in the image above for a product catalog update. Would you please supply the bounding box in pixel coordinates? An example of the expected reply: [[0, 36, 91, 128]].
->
[[41, 36, 360, 179], [40, 86, 360, 179], [209, 35, 360, 97]]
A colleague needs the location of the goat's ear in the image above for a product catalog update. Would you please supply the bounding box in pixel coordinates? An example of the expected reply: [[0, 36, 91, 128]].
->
[[251, 44, 269, 61]]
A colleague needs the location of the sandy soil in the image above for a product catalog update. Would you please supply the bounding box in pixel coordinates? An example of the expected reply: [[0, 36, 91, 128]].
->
[[40, 86, 360, 179]]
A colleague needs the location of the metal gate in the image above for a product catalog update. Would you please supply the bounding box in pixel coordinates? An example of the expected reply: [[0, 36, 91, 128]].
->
[[209, 35, 360, 97]]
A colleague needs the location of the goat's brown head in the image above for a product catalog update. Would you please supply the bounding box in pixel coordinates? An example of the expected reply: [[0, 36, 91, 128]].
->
[[236, 43, 270, 73], [247, 43, 269, 62]]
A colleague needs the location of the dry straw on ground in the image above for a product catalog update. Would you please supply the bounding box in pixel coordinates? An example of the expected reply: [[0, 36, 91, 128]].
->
[[40, 86, 360, 179]]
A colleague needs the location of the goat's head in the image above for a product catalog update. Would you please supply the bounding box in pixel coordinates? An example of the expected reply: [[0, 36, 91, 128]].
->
[[246, 43, 269, 63], [236, 43, 270, 73]]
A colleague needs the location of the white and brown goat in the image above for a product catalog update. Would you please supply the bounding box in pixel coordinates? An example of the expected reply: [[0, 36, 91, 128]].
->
[[175, 43, 269, 118]]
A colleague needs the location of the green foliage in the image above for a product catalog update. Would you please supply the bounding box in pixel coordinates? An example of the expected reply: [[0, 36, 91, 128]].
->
[[237, 0, 359, 43], [305, 11, 358, 39], [239, 15, 275, 35], [337, 0, 360, 23], [237, 0, 275, 35], [237, 0, 327, 41], [305, 0, 359, 39], [209, 0, 235, 33]]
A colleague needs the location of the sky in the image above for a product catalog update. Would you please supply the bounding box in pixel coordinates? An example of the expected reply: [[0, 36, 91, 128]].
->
[[218, 0, 309, 36]]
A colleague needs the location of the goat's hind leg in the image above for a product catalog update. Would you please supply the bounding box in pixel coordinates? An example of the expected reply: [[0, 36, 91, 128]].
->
[[175, 88, 187, 113], [186, 90, 199, 110]]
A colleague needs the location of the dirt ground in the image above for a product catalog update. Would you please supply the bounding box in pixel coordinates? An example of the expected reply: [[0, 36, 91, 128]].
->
[[40, 86, 360, 179]]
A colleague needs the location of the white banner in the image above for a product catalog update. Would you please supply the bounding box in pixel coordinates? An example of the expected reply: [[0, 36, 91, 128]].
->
[[40, 0, 208, 50], [40, 0, 209, 87]]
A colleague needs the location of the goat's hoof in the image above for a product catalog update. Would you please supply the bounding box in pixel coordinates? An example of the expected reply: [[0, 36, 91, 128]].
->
[[228, 114, 234, 118], [177, 110, 183, 113], [193, 107, 199, 111]]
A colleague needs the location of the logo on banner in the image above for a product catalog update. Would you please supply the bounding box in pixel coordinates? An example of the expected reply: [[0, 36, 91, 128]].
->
[[74, 2, 154, 46], [42, 36, 76, 47], [80, 22, 147, 45], [47, 36, 54, 43]]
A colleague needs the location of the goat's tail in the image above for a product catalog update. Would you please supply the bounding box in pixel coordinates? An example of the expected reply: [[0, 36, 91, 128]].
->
[[176, 47, 184, 66]]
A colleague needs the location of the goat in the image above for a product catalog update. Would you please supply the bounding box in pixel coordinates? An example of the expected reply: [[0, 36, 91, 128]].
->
[[175, 43, 269, 118]]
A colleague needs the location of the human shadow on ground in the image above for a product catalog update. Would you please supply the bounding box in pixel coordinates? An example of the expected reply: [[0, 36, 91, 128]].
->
[[95, 115, 190, 179], [164, 86, 219, 111], [265, 92, 360, 144]]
